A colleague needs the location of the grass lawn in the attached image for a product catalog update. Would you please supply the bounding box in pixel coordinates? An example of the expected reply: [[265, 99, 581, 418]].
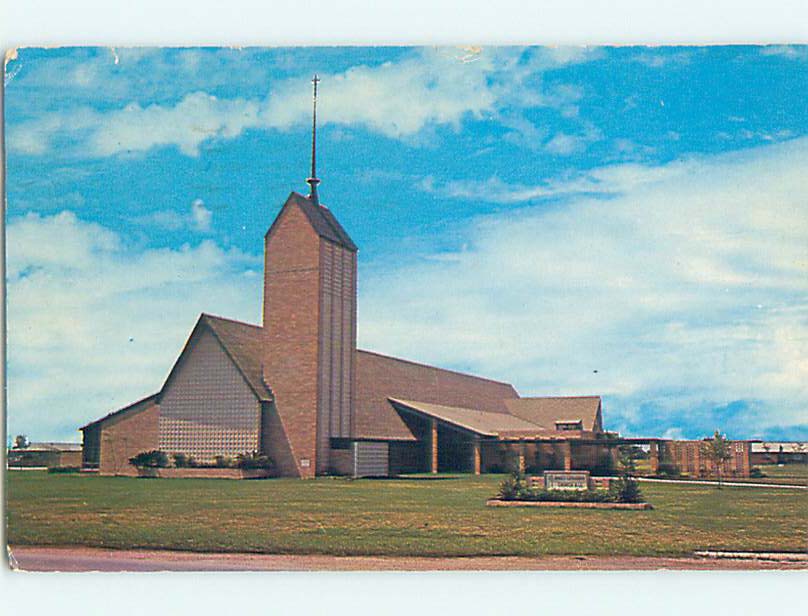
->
[[750, 464, 808, 486], [6, 471, 807, 557]]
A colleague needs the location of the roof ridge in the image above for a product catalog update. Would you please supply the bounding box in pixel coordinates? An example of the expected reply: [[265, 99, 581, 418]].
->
[[390, 398, 503, 416], [201, 313, 262, 330], [357, 348, 516, 390], [80, 392, 159, 430], [199, 317, 272, 402], [515, 395, 601, 400]]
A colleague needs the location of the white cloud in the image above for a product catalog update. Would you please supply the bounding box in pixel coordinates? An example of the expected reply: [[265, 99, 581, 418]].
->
[[760, 45, 808, 60], [632, 50, 694, 68], [6, 211, 261, 441], [8, 47, 600, 157], [133, 199, 214, 232], [420, 157, 696, 203], [190, 199, 213, 231], [360, 137, 808, 438]]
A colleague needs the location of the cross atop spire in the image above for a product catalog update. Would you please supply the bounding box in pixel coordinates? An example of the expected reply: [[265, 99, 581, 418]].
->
[[306, 74, 321, 206]]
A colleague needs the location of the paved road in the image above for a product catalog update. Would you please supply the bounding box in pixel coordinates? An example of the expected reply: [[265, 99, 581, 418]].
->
[[8, 546, 807, 572]]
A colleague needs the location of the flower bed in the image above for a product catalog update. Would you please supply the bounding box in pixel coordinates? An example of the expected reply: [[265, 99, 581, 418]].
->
[[487, 499, 653, 509], [494, 468, 650, 508]]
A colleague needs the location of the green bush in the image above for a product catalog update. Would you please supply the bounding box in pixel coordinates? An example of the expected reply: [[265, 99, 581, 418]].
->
[[214, 455, 234, 468], [47, 466, 80, 474], [497, 486, 615, 503], [172, 452, 197, 468], [497, 473, 524, 499], [129, 450, 169, 469], [235, 451, 273, 470], [608, 476, 643, 503], [749, 467, 766, 478]]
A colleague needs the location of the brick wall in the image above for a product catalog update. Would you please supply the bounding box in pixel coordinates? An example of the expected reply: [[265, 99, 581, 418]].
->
[[317, 240, 356, 473], [260, 401, 299, 477], [159, 328, 261, 463], [98, 402, 160, 476], [263, 198, 324, 477], [662, 439, 751, 478]]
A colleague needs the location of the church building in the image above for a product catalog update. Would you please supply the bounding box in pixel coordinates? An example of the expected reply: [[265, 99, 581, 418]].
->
[[80, 78, 612, 479]]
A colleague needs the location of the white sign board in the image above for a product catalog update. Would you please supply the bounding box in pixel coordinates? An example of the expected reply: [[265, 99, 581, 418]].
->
[[544, 470, 590, 491]]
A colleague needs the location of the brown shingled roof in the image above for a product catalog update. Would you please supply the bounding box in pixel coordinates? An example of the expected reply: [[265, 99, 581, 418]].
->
[[353, 349, 520, 441], [267, 192, 357, 252], [504, 397, 602, 432], [389, 399, 549, 438], [200, 314, 273, 401], [80, 392, 159, 430]]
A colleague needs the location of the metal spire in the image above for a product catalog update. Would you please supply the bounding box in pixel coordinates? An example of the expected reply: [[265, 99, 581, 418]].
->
[[306, 74, 321, 206]]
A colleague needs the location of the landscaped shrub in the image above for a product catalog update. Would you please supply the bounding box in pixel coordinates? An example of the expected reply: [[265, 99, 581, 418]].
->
[[47, 466, 80, 474], [214, 455, 234, 468], [235, 451, 273, 470], [172, 452, 197, 468], [749, 467, 766, 478], [496, 481, 621, 503], [608, 477, 643, 503], [129, 450, 169, 468], [497, 473, 525, 499]]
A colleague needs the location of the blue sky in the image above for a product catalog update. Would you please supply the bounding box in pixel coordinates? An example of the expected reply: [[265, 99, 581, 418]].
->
[[5, 45, 807, 443]]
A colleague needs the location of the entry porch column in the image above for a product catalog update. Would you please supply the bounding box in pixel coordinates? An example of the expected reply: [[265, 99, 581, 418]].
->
[[649, 441, 660, 475], [471, 437, 481, 475], [561, 441, 572, 471], [429, 418, 438, 474], [517, 442, 526, 474]]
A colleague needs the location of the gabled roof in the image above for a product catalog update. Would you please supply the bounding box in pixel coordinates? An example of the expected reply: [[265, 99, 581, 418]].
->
[[196, 314, 273, 401], [80, 393, 159, 430], [353, 349, 520, 441], [267, 192, 357, 252], [504, 397, 602, 432], [389, 399, 550, 438]]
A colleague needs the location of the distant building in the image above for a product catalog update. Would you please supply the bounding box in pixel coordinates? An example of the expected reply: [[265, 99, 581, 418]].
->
[[749, 441, 808, 466], [8, 442, 82, 469]]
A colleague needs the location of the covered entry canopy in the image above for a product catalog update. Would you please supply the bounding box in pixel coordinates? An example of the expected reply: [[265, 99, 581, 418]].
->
[[388, 398, 550, 439], [388, 397, 608, 475]]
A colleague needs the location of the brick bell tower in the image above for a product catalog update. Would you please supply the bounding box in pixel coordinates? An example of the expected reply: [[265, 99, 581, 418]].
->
[[262, 75, 357, 477]]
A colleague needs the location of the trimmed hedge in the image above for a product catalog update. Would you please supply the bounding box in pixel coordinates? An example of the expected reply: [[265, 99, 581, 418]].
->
[[47, 466, 80, 474]]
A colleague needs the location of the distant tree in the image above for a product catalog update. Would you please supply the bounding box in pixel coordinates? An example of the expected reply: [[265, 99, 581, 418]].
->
[[13, 435, 29, 449], [701, 430, 733, 488]]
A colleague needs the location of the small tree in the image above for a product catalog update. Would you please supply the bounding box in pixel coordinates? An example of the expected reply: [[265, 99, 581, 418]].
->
[[609, 445, 643, 503], [701, 430, 733, 488], [13, 434, 29, 449]]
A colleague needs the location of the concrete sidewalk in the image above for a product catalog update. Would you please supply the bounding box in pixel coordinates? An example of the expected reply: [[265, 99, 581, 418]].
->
[[636, 477, 807, 489]]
